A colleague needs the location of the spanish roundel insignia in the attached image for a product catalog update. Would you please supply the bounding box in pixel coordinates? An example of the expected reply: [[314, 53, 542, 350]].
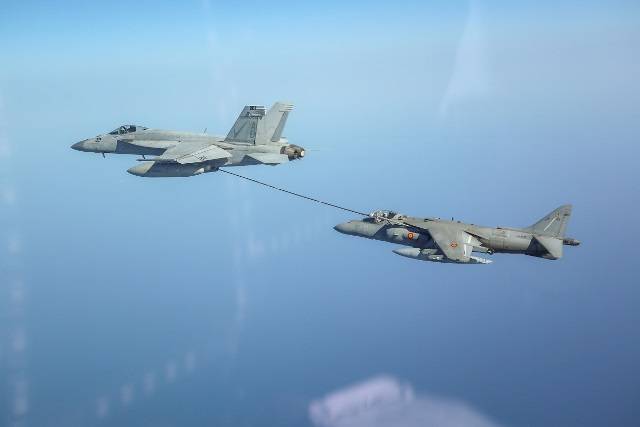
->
[[450, 241, 458, 248], [407, 232, 415, 240]]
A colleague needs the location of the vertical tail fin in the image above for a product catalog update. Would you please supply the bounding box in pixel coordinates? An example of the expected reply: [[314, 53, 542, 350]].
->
[[256, 101, 293, 145], [526, 205, 572, 237], [224, 105, 265, 144]]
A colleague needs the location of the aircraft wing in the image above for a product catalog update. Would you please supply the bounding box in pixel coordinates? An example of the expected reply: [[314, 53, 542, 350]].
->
[[155, 142, 231, 164], [246, 152, 289, 165], [425, 227, 474, 263]]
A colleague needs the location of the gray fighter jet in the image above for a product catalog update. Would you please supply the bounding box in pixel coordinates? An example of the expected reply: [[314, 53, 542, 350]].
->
[[71, 102, 304, 177], [334, 205, 580, 264]]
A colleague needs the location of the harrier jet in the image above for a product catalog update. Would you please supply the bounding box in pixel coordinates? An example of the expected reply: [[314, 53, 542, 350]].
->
[[71, 102, 304, 177], [334, 205, 580, 264]]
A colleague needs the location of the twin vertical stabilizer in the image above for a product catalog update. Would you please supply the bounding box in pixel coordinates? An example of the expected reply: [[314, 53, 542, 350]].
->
[[256, 102, 293, 145], [224, 105, 265, 144], [224, 102, 293, 145]]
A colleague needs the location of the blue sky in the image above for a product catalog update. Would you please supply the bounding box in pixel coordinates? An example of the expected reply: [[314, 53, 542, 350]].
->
[[1, 1, 639, 426]]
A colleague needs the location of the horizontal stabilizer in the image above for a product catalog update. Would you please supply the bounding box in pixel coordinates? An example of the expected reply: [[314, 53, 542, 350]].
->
[[533, 235, 563, 260], [246, 152, 289, 165]]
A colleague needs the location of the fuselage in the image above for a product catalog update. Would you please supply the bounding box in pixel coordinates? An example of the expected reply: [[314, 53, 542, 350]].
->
[[72, 127, 304, 177], [334, 213, 578, 261]]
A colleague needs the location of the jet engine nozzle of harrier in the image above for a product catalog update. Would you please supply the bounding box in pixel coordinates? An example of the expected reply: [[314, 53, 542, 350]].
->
[[281, 144, 305, 160]]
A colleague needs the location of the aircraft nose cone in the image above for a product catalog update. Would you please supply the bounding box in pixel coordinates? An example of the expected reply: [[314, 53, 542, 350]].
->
[[334, 222, 355, 235], [71, 141, 86, 151]]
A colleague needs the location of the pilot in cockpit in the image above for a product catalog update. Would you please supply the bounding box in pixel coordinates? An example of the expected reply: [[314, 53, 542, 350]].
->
[[108, 125, 144, 136], [368, 210, 404, 223]]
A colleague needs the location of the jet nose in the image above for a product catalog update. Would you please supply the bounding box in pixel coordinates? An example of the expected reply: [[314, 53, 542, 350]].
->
[[334, 221, 356, 235], [71, 141, 86, 151]]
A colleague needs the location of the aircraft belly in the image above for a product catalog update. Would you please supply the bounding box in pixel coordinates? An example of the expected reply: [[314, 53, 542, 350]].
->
[[489, 237, 504, 250], [489, 229, 508, 250], [506, 237, 532, 251]]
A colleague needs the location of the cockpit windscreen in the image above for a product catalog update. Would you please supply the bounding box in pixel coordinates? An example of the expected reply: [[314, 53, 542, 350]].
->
[[108, 125, 147, 135]]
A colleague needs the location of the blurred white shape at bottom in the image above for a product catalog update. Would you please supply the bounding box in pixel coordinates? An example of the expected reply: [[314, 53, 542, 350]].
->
[[120, 384, 134, 406], [96, 397, 109, 418], [144, 372, 156, 395], [309, 375, 502, 427], [165, 361, 177, 383]]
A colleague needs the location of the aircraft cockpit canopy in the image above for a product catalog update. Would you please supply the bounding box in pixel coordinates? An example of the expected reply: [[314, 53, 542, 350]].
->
[[108, 125, 148, 135], [368, 210, 405, 223]]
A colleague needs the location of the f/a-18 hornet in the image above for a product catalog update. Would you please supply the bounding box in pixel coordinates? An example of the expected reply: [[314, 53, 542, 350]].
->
[[334, 205, 580, 264], [71, 102, 304, 177]]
